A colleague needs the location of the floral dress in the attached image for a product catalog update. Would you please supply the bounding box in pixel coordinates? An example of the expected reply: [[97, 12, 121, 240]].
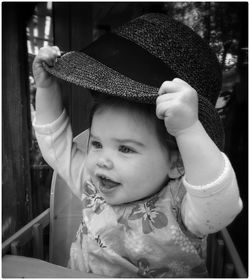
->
[[68, 177, 208, 278]]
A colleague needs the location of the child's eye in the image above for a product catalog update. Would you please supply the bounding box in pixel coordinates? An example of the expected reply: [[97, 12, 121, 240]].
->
[[91, 140, 102, 149], [119, 145, 135, 154]]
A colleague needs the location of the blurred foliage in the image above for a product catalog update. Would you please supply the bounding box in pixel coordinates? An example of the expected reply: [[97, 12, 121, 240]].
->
[[161, 2, 245, 71]]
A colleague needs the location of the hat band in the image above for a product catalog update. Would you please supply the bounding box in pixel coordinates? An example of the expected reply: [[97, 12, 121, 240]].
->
[[83, 33, 177, 87]]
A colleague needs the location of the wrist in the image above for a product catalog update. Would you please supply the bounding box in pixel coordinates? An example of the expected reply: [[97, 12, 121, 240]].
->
[[175, 120, 224, 186], [37, 79, 58, 90], [174, 120, 202, 139]]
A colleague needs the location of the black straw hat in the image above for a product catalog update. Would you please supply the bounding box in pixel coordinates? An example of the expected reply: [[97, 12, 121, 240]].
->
[[44, 13, 225, 150]]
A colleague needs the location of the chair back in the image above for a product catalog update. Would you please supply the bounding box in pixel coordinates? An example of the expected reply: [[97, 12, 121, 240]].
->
[[49, 130, 89, 267]]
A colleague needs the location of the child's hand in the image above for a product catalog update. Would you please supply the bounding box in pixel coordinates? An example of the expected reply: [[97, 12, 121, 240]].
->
[[32, 46, 61, 89], [156, 78, 198, 137]]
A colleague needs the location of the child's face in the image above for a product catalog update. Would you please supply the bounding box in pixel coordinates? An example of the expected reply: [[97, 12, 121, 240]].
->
[[86, 105, 171, 205]]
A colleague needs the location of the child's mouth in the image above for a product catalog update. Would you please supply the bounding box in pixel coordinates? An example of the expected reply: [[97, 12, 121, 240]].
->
[[97, 175, 121, 194]]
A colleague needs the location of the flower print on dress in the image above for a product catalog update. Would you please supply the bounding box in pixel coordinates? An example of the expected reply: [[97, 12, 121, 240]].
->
[[137, 258, 170, 277], [75, 218, 88, 245], [129, 194, 168, 234], [95, 234, 107, 248], [82, 180, 105, 214]]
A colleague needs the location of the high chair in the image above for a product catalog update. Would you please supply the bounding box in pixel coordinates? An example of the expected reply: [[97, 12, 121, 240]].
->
[[2, 132, 247, 278]]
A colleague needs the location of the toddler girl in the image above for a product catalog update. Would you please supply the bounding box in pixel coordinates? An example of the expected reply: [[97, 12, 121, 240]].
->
[[32, 13, 242, 277]]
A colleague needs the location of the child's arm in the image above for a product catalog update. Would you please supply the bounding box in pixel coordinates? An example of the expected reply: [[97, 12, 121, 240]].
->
[[156, 78, 242, 235], [32, 46, 86, 198], [181, 155, 242, 235], [32, 46, 63, 125], [156, 78, 223, 185]]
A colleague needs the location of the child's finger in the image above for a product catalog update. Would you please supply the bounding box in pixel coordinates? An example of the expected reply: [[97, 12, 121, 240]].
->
[[156, 100, 172, 120], [173, 78, 190, 87], [37, 48, 58, 66], [158, 80, 182, 95], [156, 92, 175, 106], [51, 46, 61, 56], [41, 55, 56, 67]]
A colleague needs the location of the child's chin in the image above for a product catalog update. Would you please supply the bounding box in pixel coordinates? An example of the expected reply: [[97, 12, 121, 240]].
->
[[104, 195, 131, 206]]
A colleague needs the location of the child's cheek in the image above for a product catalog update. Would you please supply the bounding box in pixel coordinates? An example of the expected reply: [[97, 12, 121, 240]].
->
[[85, 152, 96, 175]]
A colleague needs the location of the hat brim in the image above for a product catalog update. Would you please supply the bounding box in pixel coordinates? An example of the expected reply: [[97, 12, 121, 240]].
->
[[44, 51, 158, 104], [44, 51, 225, 150]]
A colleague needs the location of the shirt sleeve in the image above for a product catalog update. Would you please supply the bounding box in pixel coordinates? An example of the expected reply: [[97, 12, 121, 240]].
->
[[181, 152, 243, 236], [32, 109, 87, 198]]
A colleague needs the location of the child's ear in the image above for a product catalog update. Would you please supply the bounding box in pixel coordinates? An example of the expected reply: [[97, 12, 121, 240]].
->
[[168, 151, 185, 179]]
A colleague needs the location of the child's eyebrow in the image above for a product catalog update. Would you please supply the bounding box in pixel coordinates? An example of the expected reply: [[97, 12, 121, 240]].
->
[[89, 132, 100, 140], [89, 133, 145, 147], [113, 138, 146, 147]]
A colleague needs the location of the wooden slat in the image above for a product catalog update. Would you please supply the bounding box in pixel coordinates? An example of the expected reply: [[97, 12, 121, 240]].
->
[[214, 238, 225, 277], [207, 233, 217, 276], [220, 228, 247, 277], [2, 209, 50, 256], [2, 2, 33, 243], [10, 241, 21, 256], [206, 234, 212, 273], [223, 263, 234, 278], [32, 223, 44, 259]]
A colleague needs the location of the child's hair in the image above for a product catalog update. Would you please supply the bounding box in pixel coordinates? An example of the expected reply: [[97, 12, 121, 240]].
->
[[89, 91, 178, 154]]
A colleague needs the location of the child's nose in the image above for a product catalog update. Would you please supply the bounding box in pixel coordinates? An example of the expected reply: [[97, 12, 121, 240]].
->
[[97, 157, 113, 169]]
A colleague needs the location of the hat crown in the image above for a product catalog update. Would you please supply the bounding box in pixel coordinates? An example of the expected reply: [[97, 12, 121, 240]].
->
[[114, 13, 222, 106]]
